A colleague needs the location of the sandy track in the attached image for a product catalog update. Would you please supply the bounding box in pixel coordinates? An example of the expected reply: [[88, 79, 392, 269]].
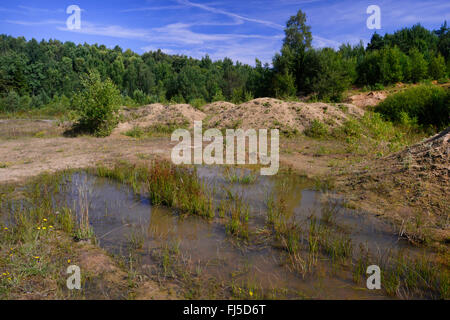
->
[[0, 135, 173, 183]]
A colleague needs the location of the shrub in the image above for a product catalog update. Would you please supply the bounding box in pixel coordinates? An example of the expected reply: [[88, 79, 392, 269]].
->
[[376, 85, 449, 129], [72, 71, 121, 137], [0, 91, 20, 113], [189, 98, 206, 110], [428, 54, 447, 80], [124, 126, 144, 138], [409, 48, 428, 83], [212, 89, 225, 102], [304, 119, 329, 138]]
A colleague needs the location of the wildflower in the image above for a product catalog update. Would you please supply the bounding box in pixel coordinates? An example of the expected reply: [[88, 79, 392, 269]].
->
[[249, 290, 253, 297], [42, 227, 46, 230], [49, 226, 54, 229], [37, 227, 41, 230], [67, 259, 71, 264], [2, 273, 6, 276], [4, 227, 7, 230], [7, 278, 11, 281], [34, 256, 40, 259], [43, 218, 47, 222]]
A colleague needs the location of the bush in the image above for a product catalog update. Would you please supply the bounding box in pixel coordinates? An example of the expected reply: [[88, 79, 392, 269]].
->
[[428, 54, 447, 80], [124, 126, 144, 138], [0, 91, 20, 113], [212, 89, 225, 102], [409, 48, 428, 83], [303, 48, 353, 102], [376, 85, 449, 129], [72, 71, 121, 137], [304, 119, 329, 138], [189, 98, 206, 110]]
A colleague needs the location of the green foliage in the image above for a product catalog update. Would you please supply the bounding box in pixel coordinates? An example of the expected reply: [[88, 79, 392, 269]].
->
[[189, 98, 206, 110], [72, 71, 121, 137], [212, 89, 225, 102], [302, 48, 353, 101], [376, 85, 449, 129], [409, 48, 429, 83], [429, 54, 447, 80], [0, 20, 449, 109], [0, 91, 20, 113], [124, 126, 144, 138], [283, 10, 312, 52], [304, 120, 329, 138], [273, 70, 297, 99]]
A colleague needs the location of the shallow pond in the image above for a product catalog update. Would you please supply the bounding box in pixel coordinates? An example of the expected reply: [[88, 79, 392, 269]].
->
[[55, 165, 425, 299]]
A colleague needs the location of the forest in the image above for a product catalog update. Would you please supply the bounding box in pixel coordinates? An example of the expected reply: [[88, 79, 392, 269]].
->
[[0, 10, 449, 114]]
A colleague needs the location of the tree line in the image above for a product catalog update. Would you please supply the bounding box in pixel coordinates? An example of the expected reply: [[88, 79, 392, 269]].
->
[[0, 10, 449, 113]]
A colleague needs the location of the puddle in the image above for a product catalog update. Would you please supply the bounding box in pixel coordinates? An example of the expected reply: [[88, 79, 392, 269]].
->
[[53, 166, 423, 299]]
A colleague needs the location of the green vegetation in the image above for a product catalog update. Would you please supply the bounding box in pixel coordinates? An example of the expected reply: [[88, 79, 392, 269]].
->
[[376, 84, 449, 129], [0, 171, 94, 299], [304, 120, 329, 138], [95, 161, 214, 218], [71, 71, 121, 137], [123, 121, 189, 139]]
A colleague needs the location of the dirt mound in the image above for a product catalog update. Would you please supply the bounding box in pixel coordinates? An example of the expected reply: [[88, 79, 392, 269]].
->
[[115, 98, 364, 135], [204, 98, 364, 133], [342, 128, 449, 243], [115, 103, 206, 134], [347, 91, 387, 108], [390, 127, 450, 181], [202, 101, 236, 114]]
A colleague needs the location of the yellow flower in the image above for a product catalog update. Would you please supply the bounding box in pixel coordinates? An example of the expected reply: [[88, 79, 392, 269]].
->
[[4, 227, 7, 230], [37, 227, 41, 230], [67, 259, 71, 264], [7, 278, 11, 281], [43, 218, 47, 222], [2, 273, 6, 276], [249, 290, 253, 297], [34, 256, 40, 259], [49, 226, 53, 229], [42, 227, 46, 230]]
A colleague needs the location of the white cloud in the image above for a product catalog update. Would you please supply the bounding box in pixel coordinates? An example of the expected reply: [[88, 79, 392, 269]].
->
[[121, 5, 186, 13], [5, 19, 64, 26], [176, 0, 284, 30]]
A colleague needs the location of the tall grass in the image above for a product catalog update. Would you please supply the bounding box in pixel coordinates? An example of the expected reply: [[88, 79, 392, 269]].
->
[[95, 160, 214, 218]]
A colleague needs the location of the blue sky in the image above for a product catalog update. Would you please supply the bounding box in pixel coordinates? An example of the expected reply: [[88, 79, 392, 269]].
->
[[0, 0, 449, 65]]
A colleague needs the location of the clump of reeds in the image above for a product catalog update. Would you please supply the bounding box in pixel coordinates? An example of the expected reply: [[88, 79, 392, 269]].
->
[[224, 191, 250, 239], [95, 160, 214, 218]]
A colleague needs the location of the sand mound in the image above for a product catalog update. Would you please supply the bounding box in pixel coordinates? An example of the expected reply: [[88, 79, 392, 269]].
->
[[390, 127, 450, 181], [115, 103, 206, 134], [115, 98, 364, 135], [347, 91, 387, 108], [204, 98, 364, 133]]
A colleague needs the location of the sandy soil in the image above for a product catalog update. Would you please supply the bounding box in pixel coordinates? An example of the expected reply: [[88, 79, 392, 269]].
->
[[339, 128, 449, 243], [113, 98, 364, 135]]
